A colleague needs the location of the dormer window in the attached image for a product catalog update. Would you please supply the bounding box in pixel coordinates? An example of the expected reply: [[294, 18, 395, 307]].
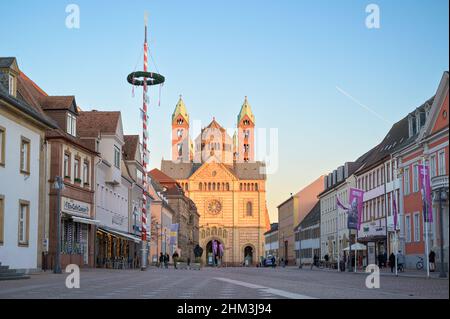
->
[[8, 74, 15, 96], [408, 115, 417, 137], [67, 113, 77, 136], [114, 145, 120, 168], [177, 118, 184, 125], [243, 119, 250, 126]]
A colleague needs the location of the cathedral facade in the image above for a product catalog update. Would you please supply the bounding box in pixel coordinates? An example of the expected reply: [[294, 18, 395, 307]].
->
[[161, 96, 270, 266]]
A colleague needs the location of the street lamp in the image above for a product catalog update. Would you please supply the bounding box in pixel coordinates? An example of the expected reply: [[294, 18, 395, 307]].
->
[[435, 186, 448, 278], [53, 176, 64, 274]]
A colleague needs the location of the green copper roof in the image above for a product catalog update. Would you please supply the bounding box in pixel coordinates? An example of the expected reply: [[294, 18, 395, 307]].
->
[[237, 96, 255, 124], [172, 95, 189, 123]]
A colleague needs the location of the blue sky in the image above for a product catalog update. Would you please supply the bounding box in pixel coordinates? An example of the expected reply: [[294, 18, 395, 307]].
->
[[1, 0, 448, 222]]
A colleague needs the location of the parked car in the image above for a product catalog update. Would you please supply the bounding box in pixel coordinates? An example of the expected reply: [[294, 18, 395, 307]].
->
[[263, 255, 276, 267]]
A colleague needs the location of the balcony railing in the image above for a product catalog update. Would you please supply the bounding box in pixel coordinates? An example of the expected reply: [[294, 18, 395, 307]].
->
[[431, 175, 449, 191]]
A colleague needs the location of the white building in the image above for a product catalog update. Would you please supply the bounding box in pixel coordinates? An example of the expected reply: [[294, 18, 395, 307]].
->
[[0, 57, 56, 271], [264, 223, 279, 258], [294, 201, 320, 265], [319, 158, 372, 263], [78, 111, 140, 267]]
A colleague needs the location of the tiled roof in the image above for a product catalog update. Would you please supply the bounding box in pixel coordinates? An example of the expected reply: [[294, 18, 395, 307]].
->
[[0, 75, 56, 129], [123, 135, 139, 161], [294, 201, 320, 231], [40, 95, 76, 112], [77, 111, 120, 137], [160, 160, 266, 180], [149, 168, 178, 184], [264, 223, 279, 235], [0, 57, 16, 68]]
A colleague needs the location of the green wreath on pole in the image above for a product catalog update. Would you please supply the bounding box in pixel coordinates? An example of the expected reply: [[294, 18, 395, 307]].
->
[[127, 71, 165, 86]]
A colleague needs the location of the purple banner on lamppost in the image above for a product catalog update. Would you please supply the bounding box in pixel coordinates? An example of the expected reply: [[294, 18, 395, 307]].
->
[[418, 164, 433, 223], [349, 188, 364, 230]]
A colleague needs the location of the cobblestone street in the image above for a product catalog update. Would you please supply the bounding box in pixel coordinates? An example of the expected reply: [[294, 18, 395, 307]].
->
[[0, 267, 448, 299]]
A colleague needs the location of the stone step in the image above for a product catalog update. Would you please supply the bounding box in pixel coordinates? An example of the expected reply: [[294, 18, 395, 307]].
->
[[0, 268, 16, 274], [0, 265, 9, 271], [0, 274, 30, 281]]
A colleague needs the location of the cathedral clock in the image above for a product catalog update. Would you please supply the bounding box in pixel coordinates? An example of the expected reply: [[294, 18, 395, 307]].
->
[[207, 199, 222, 215]]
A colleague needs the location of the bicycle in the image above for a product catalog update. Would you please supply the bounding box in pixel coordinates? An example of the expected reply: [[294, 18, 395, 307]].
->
[[416, 256, 424, 270]]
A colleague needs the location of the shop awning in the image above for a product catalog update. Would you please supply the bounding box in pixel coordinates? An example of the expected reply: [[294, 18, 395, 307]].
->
[[98, 226, 141, 243], [71, 215, 100, 225], [343, 243, 367, 251]]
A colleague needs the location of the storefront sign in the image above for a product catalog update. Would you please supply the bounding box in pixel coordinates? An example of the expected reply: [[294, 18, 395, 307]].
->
[[62, 197, 90, 217], [358, 219, 386, 239]]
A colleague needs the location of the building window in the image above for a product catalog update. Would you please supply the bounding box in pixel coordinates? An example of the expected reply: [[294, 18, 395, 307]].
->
[[64, 153, 71, 178], [18, 200, 30, 246], [412, 164, 419, 193], [413, 213, 420, 242], [114, 145, 120, 168], [0, 127, 5, 167], [405, 215, 411, 243], [177, 129, 183, 138], [83, 161, 89, 185], [177, 144, 182, 157], [246, 201, 253, 217], [0, 195, 4, 244], [404, 167, 410, 195], [74, 158, 80, 182], [430, 155, 436, 178], [8, 74, 15, 95], [20, 137, 30, 174], [386, 163, 391, 183], [67, 113, 77, 136], [438, 151, 446, 175]]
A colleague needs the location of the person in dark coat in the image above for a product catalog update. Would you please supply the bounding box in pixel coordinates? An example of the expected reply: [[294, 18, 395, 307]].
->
[[172, 251, 179, 269], [164, 253, 169, 269], [429, 250, 436, 272], [271, 255, 276, 268], [159, 252, 164, 268], [389, 253, 396, 273]]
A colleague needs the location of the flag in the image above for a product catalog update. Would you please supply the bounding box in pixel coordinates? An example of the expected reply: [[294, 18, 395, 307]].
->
[[169, 223, 179, 245], [349, 188, 364, 230], [393, 194, 398, 230], [418, 164, 433, 223]]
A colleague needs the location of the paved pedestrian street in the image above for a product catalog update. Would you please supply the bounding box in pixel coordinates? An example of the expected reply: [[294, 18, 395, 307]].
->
[[0, 267, 448, 299]]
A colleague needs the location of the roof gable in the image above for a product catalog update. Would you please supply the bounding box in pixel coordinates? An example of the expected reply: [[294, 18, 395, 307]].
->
[[189, 161, 238, 182]]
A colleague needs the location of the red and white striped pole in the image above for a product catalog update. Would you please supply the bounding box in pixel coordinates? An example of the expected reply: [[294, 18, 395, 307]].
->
[[141, 13, 149, 270]]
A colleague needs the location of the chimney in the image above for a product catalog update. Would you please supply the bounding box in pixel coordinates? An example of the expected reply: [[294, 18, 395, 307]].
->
[[0, 57, 19, 98]]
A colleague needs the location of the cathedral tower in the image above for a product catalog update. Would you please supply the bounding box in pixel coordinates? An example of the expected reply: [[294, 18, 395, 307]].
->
[[172, 95, 190, 162], [237, 96, 255, 162]]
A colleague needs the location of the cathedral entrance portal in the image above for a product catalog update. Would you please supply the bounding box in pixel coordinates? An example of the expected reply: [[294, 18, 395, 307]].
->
[[206, 240, 224, 266], [244, 246, 254, 266]]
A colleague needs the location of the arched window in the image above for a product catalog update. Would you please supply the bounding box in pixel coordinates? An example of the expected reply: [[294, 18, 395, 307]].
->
[[212, 227, 217, 236], [199, 183, 203, 191], [208, 182, 211, 191], [255, 183, 258, 191], [240, 183, 243, 191], [251, 184, 254, 191], [246, 201, 253, 217], [212, 183, 216, 191], [226, 183, 230, 191]]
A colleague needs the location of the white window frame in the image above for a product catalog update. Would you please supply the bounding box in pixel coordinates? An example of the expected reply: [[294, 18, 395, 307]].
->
[[67, 113, 77, 136], [8, 74, 14, 95], [114, 145, 120, 168], [430, 155, 437, 178], [405, 215, 411, 243], [412, 164, 419, 193], [0, 126, 5, 167], [413, 212, 420, 242], [438, 151, 446, 176], [404, 167, 410, 195]]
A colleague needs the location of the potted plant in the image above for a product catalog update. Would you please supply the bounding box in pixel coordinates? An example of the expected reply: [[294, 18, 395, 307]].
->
[[191, 257, 202, 270], [84, 182, 90, 187], [74, 177, 82, 184], [176, 257, 188, 270], [64, 175, 71, 181]]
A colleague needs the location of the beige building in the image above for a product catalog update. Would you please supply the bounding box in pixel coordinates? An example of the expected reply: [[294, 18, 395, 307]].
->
[[277, 176, 325, 265], [161, 96, 270, 266]]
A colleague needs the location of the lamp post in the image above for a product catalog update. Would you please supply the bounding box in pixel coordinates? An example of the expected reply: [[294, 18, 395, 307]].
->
[[53, 176, 64, 274], [436, 187, 448, 278]]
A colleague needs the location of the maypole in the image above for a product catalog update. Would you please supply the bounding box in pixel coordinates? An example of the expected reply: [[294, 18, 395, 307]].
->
[[127, 12, 165, 271]]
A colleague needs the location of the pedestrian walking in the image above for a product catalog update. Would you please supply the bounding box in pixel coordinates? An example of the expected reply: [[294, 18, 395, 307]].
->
[[280, 258, 285, 268], [172, 251, 179, 269], [389, 252, 395, 273], [311, 254, 319, 269], [397, 251, 405, 271], [429, 250, 436, 272], [164, 253, 169, 269], [159, 252, 164, 269], [271, 255, 276, 268]]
